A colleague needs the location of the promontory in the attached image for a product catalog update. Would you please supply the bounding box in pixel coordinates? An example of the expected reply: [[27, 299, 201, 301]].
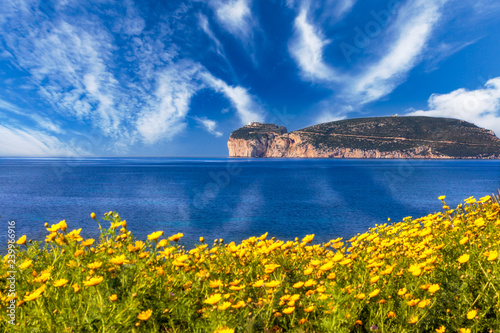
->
[[227, 116, 500, 159]]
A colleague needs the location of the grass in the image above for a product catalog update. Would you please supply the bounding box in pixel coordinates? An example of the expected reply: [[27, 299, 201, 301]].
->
[[1, 194, 500, 332]]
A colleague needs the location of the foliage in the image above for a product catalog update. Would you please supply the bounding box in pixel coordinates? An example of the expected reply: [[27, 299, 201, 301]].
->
[[2, 195, 500, 332], [230, 123, 287, 140]]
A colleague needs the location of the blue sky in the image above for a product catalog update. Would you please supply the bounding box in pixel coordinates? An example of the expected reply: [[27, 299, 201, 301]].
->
[[1, 0, 500, 157]]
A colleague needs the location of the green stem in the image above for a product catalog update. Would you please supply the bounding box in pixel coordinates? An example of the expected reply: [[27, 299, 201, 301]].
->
[[478, 261, 499, 298], [36, 298, 52, 331], [96, 288, 106, 331]]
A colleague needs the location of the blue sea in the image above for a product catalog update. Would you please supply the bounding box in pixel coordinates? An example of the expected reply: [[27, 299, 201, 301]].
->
[[1, 158, 499, 249]]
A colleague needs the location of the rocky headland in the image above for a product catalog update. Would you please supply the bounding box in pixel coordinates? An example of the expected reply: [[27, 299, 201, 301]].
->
[[227, 117, 500, 159]]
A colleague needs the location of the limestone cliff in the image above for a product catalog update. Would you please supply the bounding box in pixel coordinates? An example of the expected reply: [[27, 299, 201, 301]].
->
[[227, 117, 500, 159]]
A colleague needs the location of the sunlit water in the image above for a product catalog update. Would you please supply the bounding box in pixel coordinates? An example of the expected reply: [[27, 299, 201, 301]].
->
[[0, 158, 499, 249]]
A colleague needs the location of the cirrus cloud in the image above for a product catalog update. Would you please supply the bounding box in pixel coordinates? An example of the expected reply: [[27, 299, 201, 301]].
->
[[193, 116, 223, 137], [0, 124, 88, 157], [289, 6, 339, 81], [211, 0, 255, 42], [349, 0, 448, 104]]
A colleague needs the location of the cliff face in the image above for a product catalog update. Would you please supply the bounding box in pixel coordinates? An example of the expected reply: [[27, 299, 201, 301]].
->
[[228, 118, 500, 159], [227, 123, 288, 157]]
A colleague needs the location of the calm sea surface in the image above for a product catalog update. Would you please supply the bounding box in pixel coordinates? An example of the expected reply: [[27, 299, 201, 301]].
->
[[1, 158, 499, 248]]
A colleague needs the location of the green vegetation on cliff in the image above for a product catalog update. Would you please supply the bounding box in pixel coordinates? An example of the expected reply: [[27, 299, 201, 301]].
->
[[229, 123, 287, 140]]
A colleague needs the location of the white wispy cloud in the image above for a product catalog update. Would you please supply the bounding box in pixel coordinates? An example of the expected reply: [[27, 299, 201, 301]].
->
[[335, 0, 357, 17], [324, 0, 357, 19], [0, 98, 65, 134], [30, 115, 66, 134], [471, 0, 500, 16], [0, 0, 260, 154], [112, 0, 146, 36], [198, 13, 225, 57], [289, 7, 338, 81], [0, 0, 197, 153], [124, 23, 178, 90], [197, 12, 240, 81], [136, 61, 204, 144], [0, 124, 86, 157], [211, 0, 255, 42], [2, 12, 125, 136], [407, 77, 500, 136], [424, 38, 481, 72], [287, 0, 452, 122], [350, 0, 447, 103], [0, 98, 23, 114], [135, 59, 265, 143], [193, 116, 223, 137], [200, 72, 265, 125], [288, 0, 356, 18]]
